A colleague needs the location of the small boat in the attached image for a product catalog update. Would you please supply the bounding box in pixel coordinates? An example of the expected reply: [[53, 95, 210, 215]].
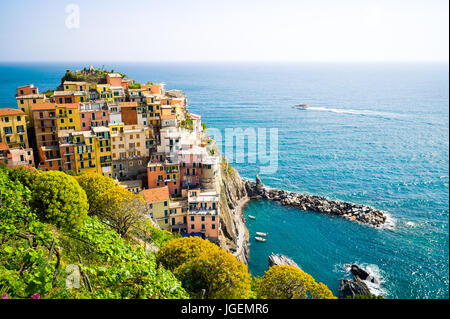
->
[[255, 236, 266, 242], [256, 232, 267, 237], [248, 215, 256, 220], [295, 104, 309, 109]]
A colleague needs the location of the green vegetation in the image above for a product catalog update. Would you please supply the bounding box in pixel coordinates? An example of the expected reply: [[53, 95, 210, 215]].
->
[[129, 83, 142, 89], [255, 265, 336, 299], [157, 237, 252, 298], [61, 66, 126, 85], [1, 167, 335, 299], [179, 116, 194, 130]]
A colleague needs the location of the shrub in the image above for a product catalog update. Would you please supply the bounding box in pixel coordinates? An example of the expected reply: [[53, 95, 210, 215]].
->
[[256, 265, 336, 299], [30, 171, 88, 229]]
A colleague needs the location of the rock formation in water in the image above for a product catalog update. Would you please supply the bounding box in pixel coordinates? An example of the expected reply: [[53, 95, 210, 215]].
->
[[245, 175, 387, 227], [338, 277, 371, 299], [268, 253, 300, 268]]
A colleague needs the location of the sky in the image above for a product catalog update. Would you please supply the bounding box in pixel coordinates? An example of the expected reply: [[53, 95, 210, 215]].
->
[[0, 0, 448, 62]]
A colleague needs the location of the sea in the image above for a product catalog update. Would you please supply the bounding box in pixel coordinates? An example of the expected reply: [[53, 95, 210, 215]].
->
[[0, 62, 448, 299]]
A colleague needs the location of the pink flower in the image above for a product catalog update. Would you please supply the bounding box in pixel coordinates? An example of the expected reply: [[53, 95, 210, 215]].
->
[[30, 293, 40, 299], [2, 293, 8, 299]]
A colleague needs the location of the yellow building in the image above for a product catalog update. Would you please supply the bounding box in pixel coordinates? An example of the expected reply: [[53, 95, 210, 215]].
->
[[62, 81, 87, 92], [140, 186, 170, 230], [0, 108, 29, 149], [16, 93, 46, 127], [56, 103, 81, 131], [93, 126, 113, 177], [72, 131, 102, 175], [96, 85, 113, 102]]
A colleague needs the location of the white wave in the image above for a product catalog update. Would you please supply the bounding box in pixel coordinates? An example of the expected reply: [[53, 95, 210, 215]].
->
[[307, 106, 402, 119], [378, 211, 396, 230], [342, 263, 388, 297]]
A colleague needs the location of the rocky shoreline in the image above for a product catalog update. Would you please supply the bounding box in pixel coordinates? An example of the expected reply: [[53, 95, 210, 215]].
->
[[244, 175, 387, 227]]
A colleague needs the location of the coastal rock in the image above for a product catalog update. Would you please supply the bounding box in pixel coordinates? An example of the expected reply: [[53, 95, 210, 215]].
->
[[243, 177, 387, 227], [350, 264, 378, 284], [268, 253, 300, 268], [338, 277, 371, 299]]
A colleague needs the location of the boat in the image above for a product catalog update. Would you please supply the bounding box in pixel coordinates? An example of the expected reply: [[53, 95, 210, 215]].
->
[[295, 104, 309, 109], [248, 215, 256, 220], [256, 232, 267, 236], [255, 236, 266, 242]]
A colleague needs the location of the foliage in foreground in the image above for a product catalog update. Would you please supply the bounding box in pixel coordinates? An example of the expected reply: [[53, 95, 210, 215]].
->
[[256, 265, 336, 299], [0, 168, 186, 299], [157, 237, 252, 299], [1, 167, 336, 299]]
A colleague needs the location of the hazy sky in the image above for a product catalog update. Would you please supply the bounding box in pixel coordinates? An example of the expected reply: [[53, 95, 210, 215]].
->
[[0, 0, 448, 62]]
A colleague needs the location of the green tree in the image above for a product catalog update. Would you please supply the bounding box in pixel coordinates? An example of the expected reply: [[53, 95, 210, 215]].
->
[[256, 265, 336, 299], [30, 171, 88, 229], [97, 187, 147, 237], [157, 237, 252, 298], [75, 173, 117, 216]]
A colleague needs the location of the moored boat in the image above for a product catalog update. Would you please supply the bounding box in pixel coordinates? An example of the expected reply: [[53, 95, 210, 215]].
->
[[248, 215, 256, 220], [255, 236, 266, 242], [256, 232, 267, 236]]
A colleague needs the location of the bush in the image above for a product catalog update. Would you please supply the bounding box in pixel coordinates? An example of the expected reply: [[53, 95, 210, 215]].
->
[[30, 171, 88, 229], [75, 173, 117, 216], [256, 265, 336, 299], [157, 237, 252, 298]]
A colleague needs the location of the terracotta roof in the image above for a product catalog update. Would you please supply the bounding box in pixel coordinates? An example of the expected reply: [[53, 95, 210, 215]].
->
[[31, 103, 56, 111], [0, 142, 9, 150], [0, 108, 25, 116], [120, 102, 138, 108], [140, 187, 170, 203]]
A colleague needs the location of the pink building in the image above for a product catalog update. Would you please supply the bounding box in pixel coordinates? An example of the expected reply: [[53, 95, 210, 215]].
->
[[80, 102, 109, 130], [178, 146, 204, 188], [185, 188, 219, 241], [0, 142, 34, 168]]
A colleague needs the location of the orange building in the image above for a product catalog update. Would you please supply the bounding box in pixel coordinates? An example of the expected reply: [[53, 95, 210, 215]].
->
[[120, 102, 138, 125], [147, 160, 180, 196]]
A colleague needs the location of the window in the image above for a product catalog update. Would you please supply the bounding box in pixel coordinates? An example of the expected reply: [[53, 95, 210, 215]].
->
[[20, 100, 24, 104], [191, 224, 194, 229], [212, 216, 216, 221], [201, 224, 205, 230], [201, 216, 205, 221], [4, 117, 9, 123], [212, 224, 216, 229], [17, 116, 21, 121], [190, 216, 194, 221], [164, 201, 168, 206], [172, 218, 175, 225]]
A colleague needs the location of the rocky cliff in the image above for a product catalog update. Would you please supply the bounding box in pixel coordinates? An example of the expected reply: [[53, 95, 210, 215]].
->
[[218, 157, 250, 264]]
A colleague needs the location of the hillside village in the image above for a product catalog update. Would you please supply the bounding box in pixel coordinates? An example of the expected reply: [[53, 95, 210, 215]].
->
[[0, 67, 222, 243]]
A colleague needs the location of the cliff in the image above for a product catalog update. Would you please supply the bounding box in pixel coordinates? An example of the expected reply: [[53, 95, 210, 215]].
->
[[217, 157, 250, 264]]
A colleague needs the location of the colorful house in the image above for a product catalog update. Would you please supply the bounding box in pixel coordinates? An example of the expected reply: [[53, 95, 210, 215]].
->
[[140, 186, 170, 230], [16, 92, 46, 126], [72, 130, 102, 175], [56, 103, 81, 131], [185, 188, 219, 241], [0, 108, 29, 149]]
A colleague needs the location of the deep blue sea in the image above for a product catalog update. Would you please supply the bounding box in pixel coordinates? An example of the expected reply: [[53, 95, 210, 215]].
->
[[0, 62, 448, 299]]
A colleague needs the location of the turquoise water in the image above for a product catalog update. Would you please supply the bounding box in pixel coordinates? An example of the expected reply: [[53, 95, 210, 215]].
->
[[0, 62, 448, 298]]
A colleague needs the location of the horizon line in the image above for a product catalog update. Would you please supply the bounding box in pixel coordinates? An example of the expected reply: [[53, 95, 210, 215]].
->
[[0, 60, 448, 64]]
